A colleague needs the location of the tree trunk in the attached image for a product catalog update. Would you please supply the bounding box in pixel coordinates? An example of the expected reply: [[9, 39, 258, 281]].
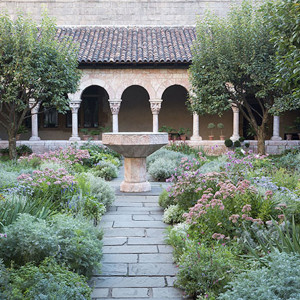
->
[[256, 127, 266, 155], [8, 131, 17, 160]]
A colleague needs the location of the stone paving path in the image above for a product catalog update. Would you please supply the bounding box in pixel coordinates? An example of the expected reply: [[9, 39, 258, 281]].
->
[[90, 167, 185, 300]]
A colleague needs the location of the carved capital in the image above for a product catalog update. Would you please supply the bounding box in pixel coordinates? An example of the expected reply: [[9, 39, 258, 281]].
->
[[109, 100, 122, 115], [231, 104, 239, 114], [70, 101, 81, 113], [29, 99, 40, 113], [150, 100, 162, 115]]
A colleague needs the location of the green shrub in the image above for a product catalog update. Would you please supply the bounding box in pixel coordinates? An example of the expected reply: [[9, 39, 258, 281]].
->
[[0, 214, 57, 266], [80, 143, 122, 167], [50, 214, 103, 277], [175, 242, 240, 299], [0, 259, 10, 299], [158, 189, 174, 209], [0, 213, 103, 277], [271, 168, 299, 190], [274, 152, 300, 172], [92, 161, 118, 180], [148, 157, 177, 181], [163, 204, 185, 224], [67, 192, 106, 225], [233, 140, 241, 148], [83, 172, 115, 208], [165, 223, 189, 262], [16, 145, 33, 156], [219, 251, 300, 300], [147, 148, 188, 168], [224, 139, 233, 148], [2, 258, 92, 300]]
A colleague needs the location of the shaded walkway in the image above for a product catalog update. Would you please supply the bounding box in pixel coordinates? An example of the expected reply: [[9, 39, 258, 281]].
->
[[90, 167, 184, 299]]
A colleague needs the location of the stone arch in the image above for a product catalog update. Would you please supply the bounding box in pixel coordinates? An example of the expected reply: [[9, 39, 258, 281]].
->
[[119, 85, 152, 132], [116, 81, 155, 101], [78, 85, 111, 130], [70, 78, 115, 101], [159, 84, 192, 136], [156, 79, 191, 100]]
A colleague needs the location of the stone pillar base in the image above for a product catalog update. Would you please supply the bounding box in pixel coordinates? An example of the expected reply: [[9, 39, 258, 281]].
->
[[120, 180, 151, 193], [121, 157, 151, 193], [271, 136, 282, 141], [190, 135, 202, 141], [69, 136, 81, 141], [29, 136, 41, 141]]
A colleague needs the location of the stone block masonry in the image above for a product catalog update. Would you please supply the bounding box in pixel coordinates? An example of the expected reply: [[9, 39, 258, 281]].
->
[[1, 0, 242, 26]]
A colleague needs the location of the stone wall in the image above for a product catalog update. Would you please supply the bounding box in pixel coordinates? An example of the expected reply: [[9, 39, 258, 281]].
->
[[1, 0, 242, 26], [1, 140, 299, 155]]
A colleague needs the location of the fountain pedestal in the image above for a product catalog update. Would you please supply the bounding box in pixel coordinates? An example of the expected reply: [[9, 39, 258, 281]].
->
[[102, 133, 168, 192]]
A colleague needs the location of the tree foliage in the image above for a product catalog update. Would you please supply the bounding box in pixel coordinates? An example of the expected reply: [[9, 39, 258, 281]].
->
[[0, 13, 81, 159], [264, 0, 300, 105], [189, 1, 285, 154]]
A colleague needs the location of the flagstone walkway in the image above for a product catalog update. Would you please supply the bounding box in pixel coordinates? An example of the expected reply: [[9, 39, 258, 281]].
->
[[90, 167, 185, 300]]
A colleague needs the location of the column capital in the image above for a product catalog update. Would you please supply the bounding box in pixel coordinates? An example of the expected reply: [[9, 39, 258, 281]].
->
[[29, 99, 40, 112], [109, 99, 122, 115], [70, 100, 81, 113], [231, 104, 239, 114], [149, 99, 162, 115]]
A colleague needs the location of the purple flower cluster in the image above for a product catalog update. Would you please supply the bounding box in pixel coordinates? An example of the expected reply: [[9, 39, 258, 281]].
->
[[18, 146, 90, 165], [18, 168, 77, 190]]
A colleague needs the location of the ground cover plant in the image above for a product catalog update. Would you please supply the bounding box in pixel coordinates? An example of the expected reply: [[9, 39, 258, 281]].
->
[[159, 145, 300, 299], [0, 145, 120, 299]]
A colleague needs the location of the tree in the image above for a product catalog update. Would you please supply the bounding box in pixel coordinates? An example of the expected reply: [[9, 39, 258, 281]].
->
[[264, 0, 300, 107], [189, 1, 286, 154], [0, 13, 81, 159]]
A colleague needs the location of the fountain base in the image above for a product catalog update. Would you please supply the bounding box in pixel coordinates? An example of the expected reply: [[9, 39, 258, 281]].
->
[[102, 132, 168, 193]]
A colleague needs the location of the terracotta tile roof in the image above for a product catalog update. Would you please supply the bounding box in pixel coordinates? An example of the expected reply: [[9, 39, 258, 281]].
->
[[56, 26, 196, 65]]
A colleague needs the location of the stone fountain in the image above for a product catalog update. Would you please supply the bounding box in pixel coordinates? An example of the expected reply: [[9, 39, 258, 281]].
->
[[102, 132, 168, 192]]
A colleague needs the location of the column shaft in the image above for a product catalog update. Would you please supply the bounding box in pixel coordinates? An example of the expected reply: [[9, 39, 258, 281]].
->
[[69, 101, 81, 141], [271, 116, 282, 140], [190, 113, 202, 141], [29, 101, 41, 141], [112, 114, 119, 133], [230, 106, 240, 141]]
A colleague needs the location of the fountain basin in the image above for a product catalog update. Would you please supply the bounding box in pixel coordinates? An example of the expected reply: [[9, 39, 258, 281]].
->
[[102, 132, 168, 192]]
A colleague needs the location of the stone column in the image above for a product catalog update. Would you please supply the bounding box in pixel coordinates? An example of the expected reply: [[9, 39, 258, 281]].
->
[[109, 99, 122, 133], [29, 100, 41, 141], [271, 115, 282, 141], [230, 105, 240, 141], [150, 99, 162, 133], [190, 112, 202, 141], [69, 100, 81, 141]]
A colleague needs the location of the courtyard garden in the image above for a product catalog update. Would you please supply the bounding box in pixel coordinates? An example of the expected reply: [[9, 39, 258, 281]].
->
[[0, 142, 299, 299], [147, 144, 300, 299]]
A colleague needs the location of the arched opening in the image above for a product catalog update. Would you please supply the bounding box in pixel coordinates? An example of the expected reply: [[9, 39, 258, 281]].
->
[[119, 85, 152, 132], [78, 85, 111, 132], [160, 85, 192, 138]]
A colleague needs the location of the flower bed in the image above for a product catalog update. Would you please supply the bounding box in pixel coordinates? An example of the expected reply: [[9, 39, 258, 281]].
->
[[160, 148, 300, 299], [0, 145, 120, 299]]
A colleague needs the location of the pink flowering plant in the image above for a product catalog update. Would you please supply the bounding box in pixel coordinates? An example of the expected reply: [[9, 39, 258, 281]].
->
[[18, 147, 90, 166], [17, 167, 78, 205], [183, 179, 279, 242], [167, 165, 228, 211]]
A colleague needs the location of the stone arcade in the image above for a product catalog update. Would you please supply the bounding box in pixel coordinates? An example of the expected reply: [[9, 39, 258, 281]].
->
[[0, 0, 299, 154]]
